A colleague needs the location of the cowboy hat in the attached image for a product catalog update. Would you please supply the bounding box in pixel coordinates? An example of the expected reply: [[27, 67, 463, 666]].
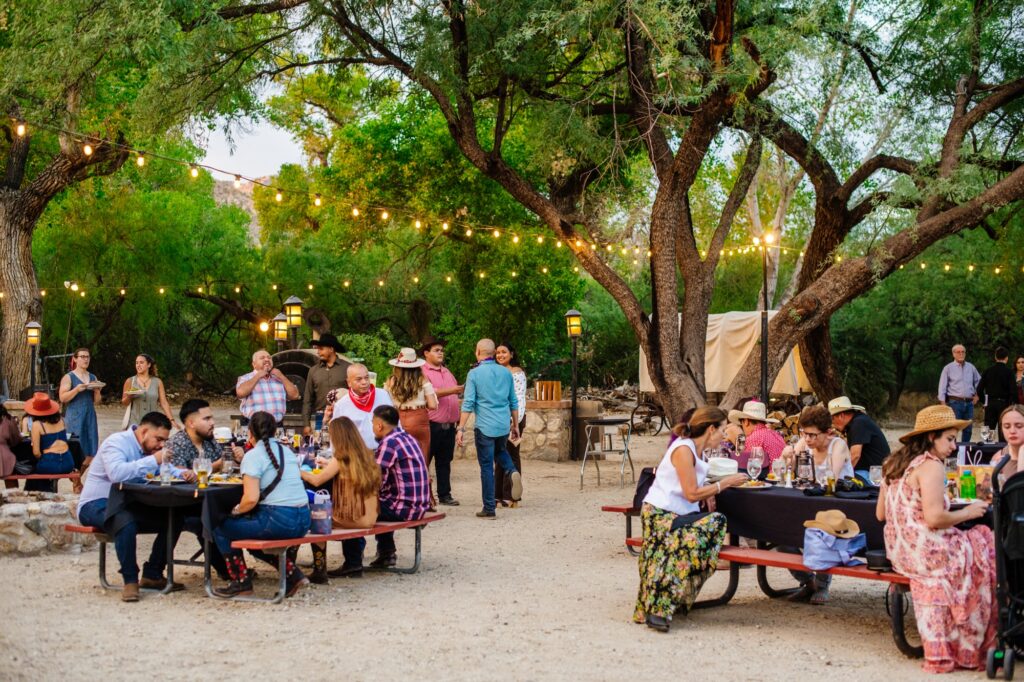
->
[[728, 400, 779, 425], [419, 336, 447, 354], [803, 510, 861, 538], [310, 333, 345, 352], [827, 396, 866, 415], [898, 404, 971, 444], [24, 391, 60, 417], [389, 347, 426, 369]]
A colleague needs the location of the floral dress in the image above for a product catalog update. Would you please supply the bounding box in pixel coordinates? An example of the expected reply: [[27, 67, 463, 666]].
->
[[883, 453, 996, 673]]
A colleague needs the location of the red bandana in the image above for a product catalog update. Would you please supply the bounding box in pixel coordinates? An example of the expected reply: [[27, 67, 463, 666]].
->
[[349, 386, 376, 412]]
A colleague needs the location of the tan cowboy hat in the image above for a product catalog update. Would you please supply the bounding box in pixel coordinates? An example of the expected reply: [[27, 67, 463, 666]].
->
[[898, 404, 972, 444], [803, 510, 861, 538], [388, 347, 426, 369], [827, 396, 866, 415], [24, 391, 60, 417], [728, 400, 779, 425]]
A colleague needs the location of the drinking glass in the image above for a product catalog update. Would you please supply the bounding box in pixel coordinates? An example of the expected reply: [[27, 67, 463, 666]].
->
[[815, 463, 829, 485], [747, 459, 762, 480], [701, 448, 713, 462], [771, 459, 786, 481], [196, 457, 211, 489], [869, 465, 883, 486], [981, 426, 991, 444], [751, 446, 765, 463]]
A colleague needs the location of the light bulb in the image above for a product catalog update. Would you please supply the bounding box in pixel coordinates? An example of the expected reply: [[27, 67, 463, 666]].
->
[[15, 123, 25, 137], [512, 235, 519, 244], [136, 154, 145, 167], [120, 289, 126, 296], [764, 232, 775, 245], [70, 283, 79, 292], [272, 284, 278, 290], [542, 267, 549, 274], [378, 280, 384, 287], [493, 229, 501, 238], [190, 165, 198, 178], [275, 191, 282, 202], [234, 176, 242, 188], [479, 272, 485, 279], [381, 211, 389, 220], [465, 228, 473, 237], [944, 264, 951, 272], [314, 194, 322, 207], [40, 290, 46, 297], [414, 220, 422, 229], [197, 286, 203, 293], [445, 276, 452, 282], [352, 208, 360, 217], [442, 222, 449, 231], [343, 280, 350, 288], [234, 286, 240, 293], [575, 240, 582, 248], [556, 240, 562, 248], [920, 262, 926, 269], [511, 271, 518, 277], [83, 144, 93, 156], [413, 276, 420, 283], [159, 288, 165, 294]]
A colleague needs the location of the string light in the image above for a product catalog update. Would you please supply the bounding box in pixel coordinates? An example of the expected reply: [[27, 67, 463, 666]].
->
[[352, 208, 360, 218], [83, 144, 93, 156], [343, 280, 350, 288], [537, 236, 544, 244], [136, 154, 145, 167], [308, 284, 314, 291], [969, 264, 975, 272], [442, 222, 449, 231], [120, 289, 126, 296], [542, 267, 549, 274], [234, 286, 241, 293], [920, 262, 926, 269], [414, 220, 422, 229], [158, 288, 165, 294], [446, 275, 452, 282], [189, 165, 198, 178], [413, 276, 420, 283], [944, 264, 951, 271], [40, 290, 46, 297], [197, 286, 203, 293], [465, 228, 473, 237], [272, 284, 278, 290], [15, 122, 25, 137], [275, 191, 283, 202], [511, 270, 518, 277], [314, 194, 322, 207], [479, 272, 486, 279], [556, 240, 562, 248], [234, 175, 242, 189], [512, 235, 519, 244], [381, 211, 389, 220], [378, 280, 384, 287], [79, 291, 85, 297], [995, 267, 1001, 275], [493, 229, 501, 238]]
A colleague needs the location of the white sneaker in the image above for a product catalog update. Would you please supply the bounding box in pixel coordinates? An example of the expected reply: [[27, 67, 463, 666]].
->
[[509, 471, 523, 501]]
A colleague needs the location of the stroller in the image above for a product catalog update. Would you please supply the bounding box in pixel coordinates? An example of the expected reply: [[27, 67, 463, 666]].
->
[[988, 456, 1024, 679]]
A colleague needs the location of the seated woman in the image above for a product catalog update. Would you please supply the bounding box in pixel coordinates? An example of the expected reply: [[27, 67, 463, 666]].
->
[[212, 411, 310, 598], [995, 404, 1024, 482], [1, 405, 24, 489], [876, 404, 994, 673], [24, 393, 78, 492], [300, 417, 382, 581], [633, 407, 748, 632]]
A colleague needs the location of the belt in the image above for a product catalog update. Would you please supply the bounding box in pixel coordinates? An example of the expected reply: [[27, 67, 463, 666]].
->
[[946, 396, 972, 402], [431, 422, 457, 430]]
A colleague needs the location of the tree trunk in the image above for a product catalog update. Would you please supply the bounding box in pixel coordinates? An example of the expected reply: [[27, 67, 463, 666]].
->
[[888, 339, 915, 410], [798, 322, 843, 400], [0, 195, 42, 395]]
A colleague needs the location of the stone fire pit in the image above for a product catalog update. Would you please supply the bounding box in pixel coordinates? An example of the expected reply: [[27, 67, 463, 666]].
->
[[0, 489, 96, 555]]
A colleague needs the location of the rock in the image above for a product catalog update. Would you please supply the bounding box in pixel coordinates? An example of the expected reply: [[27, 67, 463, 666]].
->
[[16, 531, 47, 555], [24, 518, 47, 536], [26, 503, 41, 515], [0, 503, 28, 518], [40, 502, 70, 517]]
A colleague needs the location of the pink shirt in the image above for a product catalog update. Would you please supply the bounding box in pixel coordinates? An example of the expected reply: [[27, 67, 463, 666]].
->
[[422, 363, 460, 424], [739, 423, 786, 469]]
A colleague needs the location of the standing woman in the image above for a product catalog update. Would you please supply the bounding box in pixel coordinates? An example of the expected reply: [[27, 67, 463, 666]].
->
[[122, 354, 177, 428], [59, 348, 101, 468], [1015, 356, 1024, 404], [495, 342, 527, 507], [384, 348, 437, 460], [634, 407, 748, 632], [876, 405, 995, 673]]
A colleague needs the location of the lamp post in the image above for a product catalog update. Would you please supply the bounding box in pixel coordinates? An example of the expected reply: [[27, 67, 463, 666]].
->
[[565, 309, 582, 460], [284, 296, 303, 349], [756, 232, 775, 403], [272, 313, 288, 352], [25, 321, 41, 392]]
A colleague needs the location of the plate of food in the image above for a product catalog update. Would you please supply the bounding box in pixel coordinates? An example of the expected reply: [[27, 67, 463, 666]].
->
[[738, 480, 772, 490], [209, 474, 243, 485], [87, 381, 106, 390]]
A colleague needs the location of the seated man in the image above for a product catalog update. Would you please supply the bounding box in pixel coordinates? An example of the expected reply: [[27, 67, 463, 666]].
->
[[828, 396, 890, 476], [165, 399, 244, 579], [339, 405, 430, 574], [724, 400, 786, 469], [77, 412, 194, 602]]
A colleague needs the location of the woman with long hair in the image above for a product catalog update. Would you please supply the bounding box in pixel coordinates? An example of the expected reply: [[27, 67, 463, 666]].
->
[[58, 347, 101, 467], [994, 404, 1024, 482], [495, 342, 526, 506], [634, 407, 748, 632], [876, 404, 995, 673], [384, 348, 437, 507], [121, 353, 176, 428], [212, 411, 310, 599], [0, 404, 23, 489], [1015, 357, 1024, 404], [301, 416, 383, 580]]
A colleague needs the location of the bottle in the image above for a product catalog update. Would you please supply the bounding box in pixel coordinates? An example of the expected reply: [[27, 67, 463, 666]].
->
[[959, 469, 976, 500]]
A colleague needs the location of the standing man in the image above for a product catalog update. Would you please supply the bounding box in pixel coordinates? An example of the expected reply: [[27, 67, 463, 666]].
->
[[302, 334, 347, 434], [421, 337, 463, 506], [938, 344, 981, 442], [456, 339, 522, 518], [977, 347, 1017, 438], [724, 400, 786, 469], [329, 363, 394, 450], [828, 396, 891, 474], [76, 412, 195, 602], [236, 350, 299, 425]]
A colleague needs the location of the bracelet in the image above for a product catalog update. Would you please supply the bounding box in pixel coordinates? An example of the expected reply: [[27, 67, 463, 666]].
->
[[716, 482, 721, 494]]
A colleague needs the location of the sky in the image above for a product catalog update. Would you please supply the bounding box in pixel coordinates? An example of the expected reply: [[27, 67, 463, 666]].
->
[[199, 118, 305, 180]]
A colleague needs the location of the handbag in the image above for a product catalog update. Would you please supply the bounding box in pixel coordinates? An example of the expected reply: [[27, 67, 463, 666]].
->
[[119, 376, 135, 430], [632, 467, 657, 509], [309, 490, 332, 534]]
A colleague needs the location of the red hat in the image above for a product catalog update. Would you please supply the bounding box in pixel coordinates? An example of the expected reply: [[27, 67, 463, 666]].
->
[[24, 392, 60, 417]]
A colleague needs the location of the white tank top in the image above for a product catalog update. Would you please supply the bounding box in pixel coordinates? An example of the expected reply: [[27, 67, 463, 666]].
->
[[643, 438, 707, 516]]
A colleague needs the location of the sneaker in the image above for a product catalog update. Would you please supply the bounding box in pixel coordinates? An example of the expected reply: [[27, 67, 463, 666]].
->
[[213, 578, 254, 598], [327, 563, 364, 578], [438, 496, 460, 506], [285, 569, 309, 598], [476, 510, 496, 519], [368, 553, 397, 569], [509, 472, 523, 501], [121, 583, 140, 602], [139, 576, 185, 592]]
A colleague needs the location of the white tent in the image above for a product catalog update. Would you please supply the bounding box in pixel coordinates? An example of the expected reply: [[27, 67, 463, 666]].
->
[[639, 311, 811, 396]]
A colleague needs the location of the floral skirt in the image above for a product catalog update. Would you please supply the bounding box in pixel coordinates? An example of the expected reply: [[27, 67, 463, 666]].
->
[[633, 503, 727, 623]]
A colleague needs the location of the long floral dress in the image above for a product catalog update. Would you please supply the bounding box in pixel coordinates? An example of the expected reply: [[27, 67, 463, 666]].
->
[[633, 505, 727, 623], [884, 453, 996, 673]]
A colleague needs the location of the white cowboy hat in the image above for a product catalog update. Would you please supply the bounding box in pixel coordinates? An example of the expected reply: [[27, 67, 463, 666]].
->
[[827, 396, 866, 415], [388, 347, 426, 369], [728, 400, 779, 425]]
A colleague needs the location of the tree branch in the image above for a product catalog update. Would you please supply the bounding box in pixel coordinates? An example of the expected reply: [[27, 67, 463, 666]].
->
[[838, 154, 917, 201]]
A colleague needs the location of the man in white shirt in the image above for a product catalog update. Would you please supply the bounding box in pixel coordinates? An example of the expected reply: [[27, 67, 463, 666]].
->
[[328, 363, 394, 449]]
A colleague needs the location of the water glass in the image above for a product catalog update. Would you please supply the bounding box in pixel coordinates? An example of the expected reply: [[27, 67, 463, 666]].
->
[[869, 465, 883, 486], [771, 459, 786, 481], [980, 426, 991, 444], [815, 463, 829, 485], [747, 460, 762, 480]]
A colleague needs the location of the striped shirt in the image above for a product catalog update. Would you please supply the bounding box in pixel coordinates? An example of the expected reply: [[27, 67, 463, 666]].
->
[[375, 427, 430, 520], [236, 370, 288, 422]]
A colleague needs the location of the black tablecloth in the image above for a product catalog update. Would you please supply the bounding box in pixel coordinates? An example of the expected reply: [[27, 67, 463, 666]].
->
[[959, 442, 1006, 464], [717, 486, 885, 550], [105, 482, 243, 541]]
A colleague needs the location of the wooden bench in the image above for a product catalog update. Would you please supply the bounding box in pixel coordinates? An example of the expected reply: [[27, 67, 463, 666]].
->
[[4, 472, 80, 483], [624, 536, 921, 658], [600, 504, 640, 555], [64, 524, 121, 591]]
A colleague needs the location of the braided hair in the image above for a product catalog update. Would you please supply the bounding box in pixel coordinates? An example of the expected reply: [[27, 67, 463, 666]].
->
[[248, 411, 281, 471]]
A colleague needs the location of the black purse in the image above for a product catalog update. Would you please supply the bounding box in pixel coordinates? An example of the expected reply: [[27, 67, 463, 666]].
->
[[632, 467, 657, 509]]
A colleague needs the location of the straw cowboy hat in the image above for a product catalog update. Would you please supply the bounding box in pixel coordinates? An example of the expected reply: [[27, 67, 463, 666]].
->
[[24, 391, 60, 417], [388, 347, 426, 369], [728, 400, 779, 425], [827, 396, 866, 415], [804, 510, 861, 538], [898, 404, 972, 444]]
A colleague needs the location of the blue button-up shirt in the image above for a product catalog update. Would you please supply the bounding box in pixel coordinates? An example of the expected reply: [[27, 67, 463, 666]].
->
[[461, 359, 519, 438], [78, 428, 162, 509], [938, 361, 981, 402]]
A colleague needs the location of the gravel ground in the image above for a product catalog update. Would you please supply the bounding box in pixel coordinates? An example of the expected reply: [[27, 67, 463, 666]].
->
[[0, 407, 972, 681]]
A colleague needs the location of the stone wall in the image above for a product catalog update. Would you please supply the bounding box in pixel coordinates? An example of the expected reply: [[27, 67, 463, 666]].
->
[[0, 490, 95, 555], [455, 399, 602, 463]]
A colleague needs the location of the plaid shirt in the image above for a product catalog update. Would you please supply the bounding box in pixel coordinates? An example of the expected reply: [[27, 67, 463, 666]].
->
[[375, 427, 430, 520], [236, 370, 288, 422]]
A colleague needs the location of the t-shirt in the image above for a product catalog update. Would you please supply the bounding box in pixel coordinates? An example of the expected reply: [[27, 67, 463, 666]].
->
[[846, 412, 891, 471], [240, 440, 309, 508]]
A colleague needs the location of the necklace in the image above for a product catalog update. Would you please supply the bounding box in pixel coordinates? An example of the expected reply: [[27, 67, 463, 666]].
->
[[135, 374, 152, 390]]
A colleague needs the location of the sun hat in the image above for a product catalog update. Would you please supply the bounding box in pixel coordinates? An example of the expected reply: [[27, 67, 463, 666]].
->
[[310, 333, 345, 352], [728, 400, 779, 425], [803, 510, 861, 538], [24, 392, 60, 417], [419, 336, 447, 354], [388, 347, 426, 369], [898, 404, 972, 444], [827, 396, 866, 415]]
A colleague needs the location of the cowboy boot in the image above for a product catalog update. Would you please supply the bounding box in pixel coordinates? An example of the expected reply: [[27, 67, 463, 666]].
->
[[284, 555, 309, 598], [214, 555, 253, 598], [310, 543, 329, 585]]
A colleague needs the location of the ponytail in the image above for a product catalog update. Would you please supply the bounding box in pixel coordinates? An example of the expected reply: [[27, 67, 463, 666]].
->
[[673, 406, 728, 439]]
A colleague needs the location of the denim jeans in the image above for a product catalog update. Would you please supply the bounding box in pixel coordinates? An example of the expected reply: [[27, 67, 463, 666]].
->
[[474, 429, 518, 513], [340, 500, 403, 565], [214, 504, 310, 568], [78, 498, 182, 584], [948, 398, 975, 442]]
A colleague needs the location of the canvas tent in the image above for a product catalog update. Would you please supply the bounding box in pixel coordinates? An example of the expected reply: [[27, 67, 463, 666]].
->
[[639, 311, 811, 396]]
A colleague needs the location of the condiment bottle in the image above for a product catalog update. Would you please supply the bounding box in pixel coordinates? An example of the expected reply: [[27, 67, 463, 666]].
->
[[959, 469, 976, 500]]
